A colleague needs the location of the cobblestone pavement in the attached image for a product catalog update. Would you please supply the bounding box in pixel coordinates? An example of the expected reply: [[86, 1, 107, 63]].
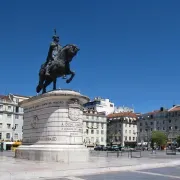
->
[[1, 150, 180, 180], [46, 166, 180, 180]]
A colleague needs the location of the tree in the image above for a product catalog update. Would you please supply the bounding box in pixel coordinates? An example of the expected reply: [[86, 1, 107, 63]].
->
[[151, 131, 167, 147], [177, 136, 180, 147]]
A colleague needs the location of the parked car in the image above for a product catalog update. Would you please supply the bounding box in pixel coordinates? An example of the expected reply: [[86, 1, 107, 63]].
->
[[102, 146, 110, 151], [94, 145, 104, 151], [111, 145, 119, 151]]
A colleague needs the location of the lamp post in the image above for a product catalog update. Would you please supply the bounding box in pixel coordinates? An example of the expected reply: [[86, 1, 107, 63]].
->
[[145, 125, 150, 150]]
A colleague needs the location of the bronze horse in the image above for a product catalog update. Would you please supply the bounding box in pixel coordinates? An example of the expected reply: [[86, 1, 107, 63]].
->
[[36, 44, 80, 94]]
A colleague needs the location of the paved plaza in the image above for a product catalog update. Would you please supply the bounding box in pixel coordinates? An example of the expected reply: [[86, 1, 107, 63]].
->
[[0, 150, 180, 180], [77, 166, 180, 180]]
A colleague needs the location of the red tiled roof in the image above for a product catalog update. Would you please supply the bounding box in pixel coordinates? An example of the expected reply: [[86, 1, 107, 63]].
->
[[107, 112, 137, 118], [0, 95, 10, 101], [144, 110, 160, 115], [168, 105, 180, 112]]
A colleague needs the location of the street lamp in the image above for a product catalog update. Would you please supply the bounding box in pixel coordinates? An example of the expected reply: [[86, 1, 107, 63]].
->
[[145, 125, 150, 150]]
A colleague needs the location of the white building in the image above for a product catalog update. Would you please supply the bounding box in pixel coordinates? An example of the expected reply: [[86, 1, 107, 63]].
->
[[107, 112, 137, 147], [0, 94, 30, 142], [83, 97, 114, 115], [82, 110, 107, 147], [114, 106, 134, 113]]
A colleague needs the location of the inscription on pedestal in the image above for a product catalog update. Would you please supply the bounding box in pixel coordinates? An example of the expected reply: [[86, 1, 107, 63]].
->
[[24, 100, 65, 113]]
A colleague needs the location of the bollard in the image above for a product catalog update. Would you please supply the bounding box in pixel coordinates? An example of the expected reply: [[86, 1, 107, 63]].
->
[[0, 142, 3, 152]]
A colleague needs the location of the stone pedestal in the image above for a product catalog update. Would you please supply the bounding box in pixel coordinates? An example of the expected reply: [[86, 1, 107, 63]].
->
[[15, 90, 90, 163]]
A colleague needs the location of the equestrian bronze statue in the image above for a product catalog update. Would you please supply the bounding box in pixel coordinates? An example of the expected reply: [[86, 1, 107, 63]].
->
[[36, 29, 79, 94]]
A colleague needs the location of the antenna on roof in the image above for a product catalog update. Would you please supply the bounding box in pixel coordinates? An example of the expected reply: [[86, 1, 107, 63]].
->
[[4, 88, 8, 95]]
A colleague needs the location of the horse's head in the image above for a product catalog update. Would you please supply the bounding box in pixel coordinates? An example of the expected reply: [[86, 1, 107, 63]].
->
[[58, 44, 80, 62], [65, 44, 80, 62]]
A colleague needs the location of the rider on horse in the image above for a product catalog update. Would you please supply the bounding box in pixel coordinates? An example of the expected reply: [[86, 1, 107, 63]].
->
[[45, 29, 66, 79]]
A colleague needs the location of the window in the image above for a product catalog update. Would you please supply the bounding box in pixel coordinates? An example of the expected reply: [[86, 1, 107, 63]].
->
[[7, 124, 11, 129], [86, 129, 88, 134], [124, 136, 127, 141], [110, 104, 113, 107], [96, 138, 99, 143], [0, 133, 1, 139], [157, 127, 160, 130], [163, 127, 165, 130], [15, 115, 19, 119], [6, 133, 10, 139], [133, 137, 135, 141], [7, 114, 11, 118], [169, 120, 171, 123], [129, 130, 131, 134], [97, 123, 99, 128], [0, 105, 3, 110], [125, 130, 127, 133], [101, 137, 104, 142], [163, 121, 165, 124], [169, 126, 172, 130], [140, 129, 142, 132], [0, 123, 2, 128], [129, 124, 131, 127], [91, 129, 94, 134], [15, 107, 19, 113], [8, 106, 11, 110], [129, 136, 131, 141], [101, 123, 104, 129], [15, 124, 18, 129], [140, 123, 142, 126], [175, 126, 178, 130], [96, 130, 99, 134], [150, 122, 153, 125], [14, 133, 18, 139], [151, 128, 153, 131], [91, 137, 94, 142], [101, 130, 104, 134]]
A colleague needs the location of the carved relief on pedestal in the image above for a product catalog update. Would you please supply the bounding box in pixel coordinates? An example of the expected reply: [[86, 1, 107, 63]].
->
[[31, 115, 39, 128], [68, 98, 81, 121]]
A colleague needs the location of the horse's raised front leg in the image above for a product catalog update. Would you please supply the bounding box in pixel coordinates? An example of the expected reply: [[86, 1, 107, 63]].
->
[[66, 70, 75, 84], [53, 78, 57, 90]]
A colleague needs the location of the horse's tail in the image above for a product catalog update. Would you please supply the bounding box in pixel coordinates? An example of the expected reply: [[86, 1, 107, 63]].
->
[[36, 84, 42, 93], [36, 66, 46, 93]]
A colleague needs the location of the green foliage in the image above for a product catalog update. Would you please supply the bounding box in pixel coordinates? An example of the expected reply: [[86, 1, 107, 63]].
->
[[177, 136, 180, 146], [151, 131, 167, 146]]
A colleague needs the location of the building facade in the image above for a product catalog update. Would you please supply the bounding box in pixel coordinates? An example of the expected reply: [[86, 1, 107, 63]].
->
[[0, 94, 30, 141], [114, 106, 134, 113], [107, 112, 137, 147], [83, 97, 114, 115], [82, 110, 107, 147], [137, 106, 180, 145]]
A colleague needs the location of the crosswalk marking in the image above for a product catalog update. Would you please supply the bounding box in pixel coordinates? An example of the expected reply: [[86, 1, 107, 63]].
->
[[132, 170, 180, 179]]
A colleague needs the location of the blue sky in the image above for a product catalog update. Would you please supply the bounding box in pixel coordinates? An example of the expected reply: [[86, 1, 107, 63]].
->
[[0, 0, 180, 113]]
